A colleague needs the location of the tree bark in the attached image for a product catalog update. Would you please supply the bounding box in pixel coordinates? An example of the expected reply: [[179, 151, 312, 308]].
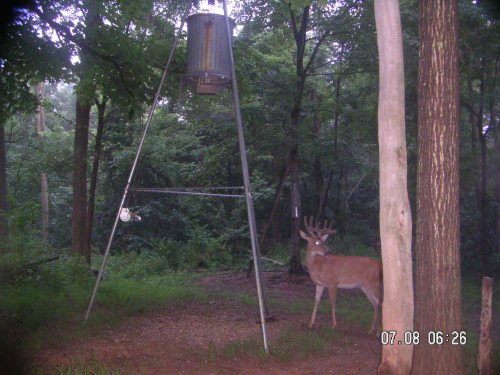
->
[[0, 120, 8, 241], [374, 1, 414, 374], [496, 109, 500, 258], [287, 3, 329, 274], [72, 98, 91, 258], [317, 171, 334, 222], [259, 153, 291, 250], [72, 0, 99, 262], [289, 145, 304, 274], [478, 277, 493, 375], [83, 97, 107, 265], [475, 58, 489, 264], [35, 83, 49, 242], [490, 57, 499, 257], [412, 0, 464, 374]]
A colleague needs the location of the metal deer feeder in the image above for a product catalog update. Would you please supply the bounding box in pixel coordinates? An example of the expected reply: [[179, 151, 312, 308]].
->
[[85, 0, 270, 354], [184, 13, 235, 95]]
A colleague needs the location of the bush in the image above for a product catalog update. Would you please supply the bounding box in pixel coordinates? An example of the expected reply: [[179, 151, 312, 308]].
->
[[0, 249, 94, 332], [143, 226, 234, 272], [98, 251, 170, 280]]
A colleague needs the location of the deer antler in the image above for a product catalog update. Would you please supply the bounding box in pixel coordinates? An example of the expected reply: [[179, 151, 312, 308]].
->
[[303, 216, 337, 237]]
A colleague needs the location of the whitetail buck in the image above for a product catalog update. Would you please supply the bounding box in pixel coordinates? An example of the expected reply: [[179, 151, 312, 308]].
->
[[300, 216, 383, 334]]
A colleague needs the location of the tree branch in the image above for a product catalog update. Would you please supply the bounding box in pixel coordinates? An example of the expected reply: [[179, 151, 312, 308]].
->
[[32, 7, 138, 101]]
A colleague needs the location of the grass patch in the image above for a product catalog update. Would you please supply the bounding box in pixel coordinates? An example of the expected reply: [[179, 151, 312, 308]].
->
[[205, 326, 338, 363], [270, 326, 338, 361], [0, 247, 205, 353], [31, 355, 126, 375], [0, 256, 95, 332], [221, 336, 267, 360], [95, 275, 206, 315], [281, 291, 374, 331]]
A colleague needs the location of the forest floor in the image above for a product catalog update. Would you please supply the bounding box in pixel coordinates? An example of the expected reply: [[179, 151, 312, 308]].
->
[[33, 271, 384, 374], [32, 270, 498, 374]]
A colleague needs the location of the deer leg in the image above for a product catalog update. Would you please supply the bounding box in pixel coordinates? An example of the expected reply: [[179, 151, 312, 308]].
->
[[328, 286, 338, 329], [309, 285, 325, 328], [361, 286, 381, 334]]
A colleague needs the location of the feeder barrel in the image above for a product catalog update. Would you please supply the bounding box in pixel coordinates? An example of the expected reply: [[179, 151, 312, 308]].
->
[[185, 13, 235, 95]]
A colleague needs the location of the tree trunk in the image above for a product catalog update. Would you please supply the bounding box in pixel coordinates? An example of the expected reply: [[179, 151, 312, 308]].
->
[[259, 153, 291, 250], [490, 57, 499, 257], [0, 120, 8, 242], [83, 97, 107, 265], [496, 111, 500, 258], [412, 0, 464, 374], [478, 277, 493, 375], [289, 145, 304, 274], [72, 98, 91, 258], [35, 83, 49, 242], [475, 58, 489, 264], [72, 0, 99, 262], [317, 171, 334, 222], [374, 1, 414, 375]]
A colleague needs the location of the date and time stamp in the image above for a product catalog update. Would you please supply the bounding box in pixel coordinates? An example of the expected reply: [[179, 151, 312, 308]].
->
[[380, 330, 467, 346]]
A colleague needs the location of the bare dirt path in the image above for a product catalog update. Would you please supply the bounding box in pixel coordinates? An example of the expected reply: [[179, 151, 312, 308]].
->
[[35, 271, 382, 374]]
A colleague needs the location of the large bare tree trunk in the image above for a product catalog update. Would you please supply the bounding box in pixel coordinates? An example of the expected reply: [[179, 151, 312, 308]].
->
[[374, 1, 414, 374], [412, 0, 464, 374], [72, 0, 99, 263], [72, 98, 91, 259], [35, 83, 49, 242]]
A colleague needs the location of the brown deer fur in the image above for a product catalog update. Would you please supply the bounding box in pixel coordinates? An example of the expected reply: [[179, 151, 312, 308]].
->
[[300, 217, 383, 334]]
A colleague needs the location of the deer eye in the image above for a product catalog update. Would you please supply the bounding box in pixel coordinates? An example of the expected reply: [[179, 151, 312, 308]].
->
[[315, 240, 320, 245]]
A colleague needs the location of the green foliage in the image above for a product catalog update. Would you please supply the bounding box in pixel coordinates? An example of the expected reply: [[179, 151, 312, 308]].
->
[[270, 327, 337, 361], [48, 358, 123, 375], [209, 326, 337, 363], [0, 250, 94, 331], [1, 0, 498, 276], [96, 276, 205, 315]]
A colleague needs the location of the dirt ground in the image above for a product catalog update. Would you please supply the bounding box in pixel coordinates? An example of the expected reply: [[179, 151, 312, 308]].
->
[[34, 271, 382, 374]]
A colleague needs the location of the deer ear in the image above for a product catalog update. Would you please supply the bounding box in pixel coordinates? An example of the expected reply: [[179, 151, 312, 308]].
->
[[321, 233, 329, 242], [299, 230, 308, 240]]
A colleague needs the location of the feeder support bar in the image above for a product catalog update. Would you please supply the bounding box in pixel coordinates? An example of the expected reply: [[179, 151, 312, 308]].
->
[[222, 0, 269, 353]]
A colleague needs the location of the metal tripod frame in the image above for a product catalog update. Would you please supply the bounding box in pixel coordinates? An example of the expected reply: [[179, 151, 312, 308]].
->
[[84, 0, 269, 353]]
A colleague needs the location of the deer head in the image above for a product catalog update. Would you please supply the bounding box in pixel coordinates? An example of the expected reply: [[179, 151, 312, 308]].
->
[[299, 216, 337, 256]]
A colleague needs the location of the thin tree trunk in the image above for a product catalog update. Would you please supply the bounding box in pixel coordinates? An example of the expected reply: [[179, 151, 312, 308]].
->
[[476, 59, 488, 264], [478, 277, 493, 375], [374, 0, 414, 374], [83, 97, 107, 265], [412, 0, 464, 374], [289, 145, 304, 274], [490, 57, 499, 257], [72, 98, 91, 258], [317, 170, 334, 222], [35, 83, 49, 242], [287, 3, 328, 274], [259, 153, 291, 250], [0, 120, 7, 242], [334, 164, 344, 226]]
